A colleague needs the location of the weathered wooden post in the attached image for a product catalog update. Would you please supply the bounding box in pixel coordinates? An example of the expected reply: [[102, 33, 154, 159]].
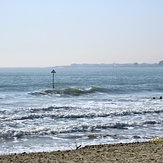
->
[[51, 70, 56, 89]]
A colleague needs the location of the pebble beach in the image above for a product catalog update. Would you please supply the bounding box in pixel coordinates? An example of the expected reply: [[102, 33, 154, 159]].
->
[[1, 141, 163, 163]]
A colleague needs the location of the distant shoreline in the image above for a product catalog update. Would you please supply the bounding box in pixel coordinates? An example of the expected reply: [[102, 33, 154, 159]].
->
[[0, 62, 163, 69]]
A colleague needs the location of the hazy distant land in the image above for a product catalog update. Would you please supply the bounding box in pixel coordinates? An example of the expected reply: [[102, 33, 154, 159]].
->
[[55, 60, 163, 68]]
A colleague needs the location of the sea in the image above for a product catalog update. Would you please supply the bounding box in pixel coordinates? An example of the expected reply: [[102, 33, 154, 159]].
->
[[0, 66, 163, 154]]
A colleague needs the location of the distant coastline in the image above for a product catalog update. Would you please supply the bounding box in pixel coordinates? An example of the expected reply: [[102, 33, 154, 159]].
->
[[0, 60, 163, 69], [55, 60, 163, 69]]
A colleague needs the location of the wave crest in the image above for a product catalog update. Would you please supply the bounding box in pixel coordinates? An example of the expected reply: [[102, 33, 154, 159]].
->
[[30, 86, 109, 96]]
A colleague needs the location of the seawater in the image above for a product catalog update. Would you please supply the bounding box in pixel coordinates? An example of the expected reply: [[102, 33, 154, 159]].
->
[[0, 67, 163, 154]]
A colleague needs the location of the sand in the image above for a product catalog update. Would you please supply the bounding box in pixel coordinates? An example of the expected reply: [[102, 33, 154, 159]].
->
[[1, 141, 163, 163]]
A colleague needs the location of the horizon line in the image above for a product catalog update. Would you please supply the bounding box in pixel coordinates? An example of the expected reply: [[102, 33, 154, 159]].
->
[[0, 61, 162, 68]]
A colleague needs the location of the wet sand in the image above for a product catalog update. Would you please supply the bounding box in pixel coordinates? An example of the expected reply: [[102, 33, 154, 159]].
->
[[1, 141, 163, 163]]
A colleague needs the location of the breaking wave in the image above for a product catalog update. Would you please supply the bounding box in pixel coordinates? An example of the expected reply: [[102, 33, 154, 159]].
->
[[30, 85, 163, 97], [30, 86, 121, 96], [0, 120, 157, 141], [3, 106, 163, 121]]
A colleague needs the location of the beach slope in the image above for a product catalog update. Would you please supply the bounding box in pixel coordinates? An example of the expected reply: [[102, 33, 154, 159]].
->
[[1, 142, 163, 163]]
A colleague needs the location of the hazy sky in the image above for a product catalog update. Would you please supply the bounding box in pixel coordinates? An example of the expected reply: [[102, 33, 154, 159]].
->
[[0, 0, 163, 67]]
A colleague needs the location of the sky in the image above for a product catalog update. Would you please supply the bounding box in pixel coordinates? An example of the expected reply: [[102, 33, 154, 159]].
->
[[0, 0, 163, 67]]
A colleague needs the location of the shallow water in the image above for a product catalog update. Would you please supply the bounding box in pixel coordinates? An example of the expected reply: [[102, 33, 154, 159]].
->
[[0, 66, 163, 154]]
